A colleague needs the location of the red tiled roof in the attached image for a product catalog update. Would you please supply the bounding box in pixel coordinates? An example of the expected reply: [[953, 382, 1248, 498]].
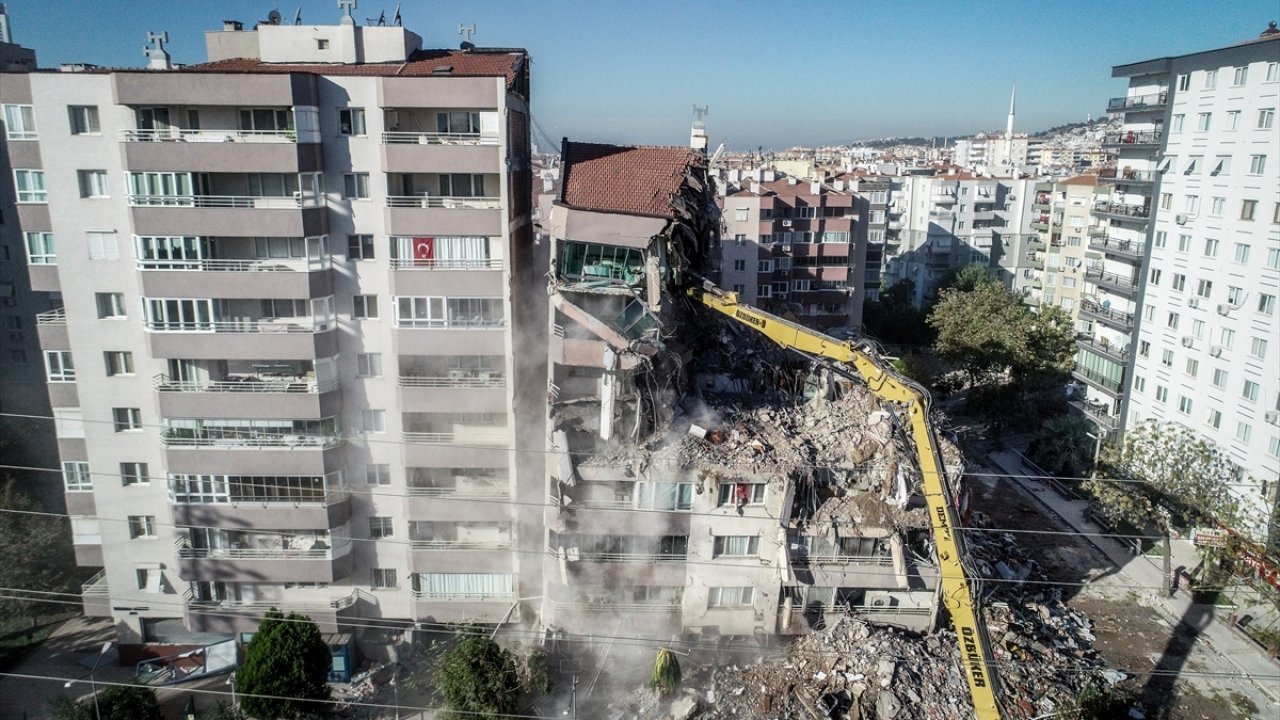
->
[[181, 48, 525, 85], [1062, 174, 1100, 186], [559, 141, 700, 219]]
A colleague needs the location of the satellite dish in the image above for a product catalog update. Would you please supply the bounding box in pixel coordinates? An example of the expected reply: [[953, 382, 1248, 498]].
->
[[267, 9, 283, 25]]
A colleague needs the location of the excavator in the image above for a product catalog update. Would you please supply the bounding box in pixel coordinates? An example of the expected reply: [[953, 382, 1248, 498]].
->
[[689, 279, 1004, 720]]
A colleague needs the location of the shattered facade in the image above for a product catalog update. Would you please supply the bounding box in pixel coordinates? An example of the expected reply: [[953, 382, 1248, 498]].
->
[[542, 141, 945, 642]]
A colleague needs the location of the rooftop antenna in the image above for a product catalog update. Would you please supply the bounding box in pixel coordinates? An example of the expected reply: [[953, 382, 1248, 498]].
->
[[393, 3, 401, 26], [339, 0, 357, 25], [294, 5, 302, 25], [458, 23, 476, 48]]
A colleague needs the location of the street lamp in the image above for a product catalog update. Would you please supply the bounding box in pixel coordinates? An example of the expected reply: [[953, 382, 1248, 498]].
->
[[64, 640, 113, 720]]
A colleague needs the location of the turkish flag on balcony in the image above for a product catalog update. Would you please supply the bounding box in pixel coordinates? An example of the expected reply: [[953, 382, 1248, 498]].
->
[[412, 237, 434, 265]]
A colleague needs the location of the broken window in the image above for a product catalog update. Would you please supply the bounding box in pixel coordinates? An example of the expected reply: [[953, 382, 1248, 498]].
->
[[613, 298, 657, 340], [717, 482, 766, 506], [559, 241, 645, 285]]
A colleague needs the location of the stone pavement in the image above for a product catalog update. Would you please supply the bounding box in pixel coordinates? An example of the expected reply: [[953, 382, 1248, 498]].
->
[[987, 448, 1280, 712]]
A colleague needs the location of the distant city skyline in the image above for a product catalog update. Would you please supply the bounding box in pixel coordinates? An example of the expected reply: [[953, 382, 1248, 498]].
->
[[8, 0, 1277, 149]]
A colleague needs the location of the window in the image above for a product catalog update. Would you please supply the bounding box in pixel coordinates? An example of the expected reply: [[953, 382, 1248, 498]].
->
[[707, 587, 754, 607], [1177, 74, 1191, 91], [1243, 380, 1260, 402], [1226, 110, 1241, 130], [1210, 157, 1229, 176], [1177, 234, 1191, 252], [1170, 114, 1184, 132], [23, 233, 55, 264], [1232, 65, 1248, 86], [1220, 328, 1235, 349], [14, 170, 45, 203], [437, 111, 482, 134], [1178, 396, 1193, 415], [361, 409, 386, 433], [757, 259, 773, 272], [1155, 385, 1168, 403], [1138, 340, 1150, 357], [338, 108, 366, 136], [791, 279, 812, 292], [1196, 279, 1213, 298], [342, 173, 369, 199], [1171, 273, 1185, 292], [1241, 200, 1257, 221], [104, 351, 134, 376], [733, 234, 748, 246], [347, 234, 373, 260], [1154, 231, 1166, 248], [87, 232, 119, 260], [366, 464, 391, 486], [1143, 306, 1155, 321], [1236, 422, 1252, 443], [371, 568, 397, 590], [128, 515, 157, 539], [717, 482, 766, 506], [1269, 62, 1280, 81], [356, 353, 381, 378], [43, 351, 75, 382], [1250, 337, 1268, 359], [316, 38, 330, 49], [1252, 293, 1277, 317], [1249, 155, 1267, 175], [121, 462, 149, 486], [732, 284, 745, 294], [732, 260, 746, 272], [96, 293, 126, 318], [1160, 349, 1173, 367], [713, 536, 760, 558], [1133, 376, 1146, 393], [1196, 112, 1212, 131], [1270, 248, 1280, 270], [634, 482, 693, 510], [1208, 410, 1222, 429], [1260, 108, 1276, 129], [1212, 368, 1228, 389], [369, 517, 393, 539], [1203, 238, 1219, 258], [1228, 286, 1245, 306], [77, 170, 109, 198], [353, 294, 378, 320], [113, 407, 142, 432], [63, 462, 92, 491], [1184, 156, 1200, 175], [3, 104, 35, 139], [733, 208, 749, 222], [1204, 69, 1217, 89], [68, 105, 100, 135], [1192, 319, 1204, 339], [1185, 358, 1199, 377]]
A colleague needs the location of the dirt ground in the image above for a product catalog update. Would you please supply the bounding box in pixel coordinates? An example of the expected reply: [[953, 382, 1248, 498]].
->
[[968, 463, 1255, 720]]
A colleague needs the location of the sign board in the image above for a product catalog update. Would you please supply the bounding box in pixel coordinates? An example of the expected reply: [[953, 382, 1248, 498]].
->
[[1192, 528, 1228, 547]]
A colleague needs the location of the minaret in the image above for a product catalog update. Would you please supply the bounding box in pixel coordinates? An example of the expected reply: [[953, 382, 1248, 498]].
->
[[1004, 83, 1016, 167]]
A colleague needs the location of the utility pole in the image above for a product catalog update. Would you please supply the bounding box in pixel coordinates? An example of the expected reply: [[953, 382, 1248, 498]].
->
[[569, 675, 578, 719]]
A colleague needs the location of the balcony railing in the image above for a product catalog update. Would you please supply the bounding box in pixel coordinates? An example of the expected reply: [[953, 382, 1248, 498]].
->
[[381, 131, 499, 145], [161, 432, 342, 449], [1102, 130, 1164, 146], [188, 589, 358, 612], [398, 374, 505, 388], [410, 589, 515, 602], [390, 257, 502, 270], [1088, 236, 1145, 259], [565, 550, 688, 563], [36, 307, 67, 326], [154, 374, 337, 393], [547, 599, 680, 613], [407, 483, 509, 498], [120, 128, 297, 143], [1072, 364, 1125, 394], [1084, 267, 1139, 294], [128, 194, 323, 209], [411, 539, 512, 551], [1076, 334, 1130, 362], [793, 554, 895, 567], [138, 257, 329, 272], [143, 319, 334, 334], [386, 195, 501, 209], [787, 603, 932, 618], [177, 535, 351, 560], [401, 431, 507, 447], [1092, 201, 1149, 219], [1100, 168, 1158, 184], [1107, 93, 1168, 112], [81, 569, 109, 595], [1070, 399, 1120, 432], [170, 488, 349, 506], [1079, 299, 1134, 329]]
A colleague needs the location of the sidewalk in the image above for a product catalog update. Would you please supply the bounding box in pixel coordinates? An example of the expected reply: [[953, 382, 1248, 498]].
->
[[986, 448, 1280, 711]]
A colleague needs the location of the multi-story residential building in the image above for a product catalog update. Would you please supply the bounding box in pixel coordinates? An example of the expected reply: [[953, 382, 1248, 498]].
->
[[716, 172, 866, 332], [1025, 175, 1104, 320], [1109, 29, 1279, 546], [6, 14, 536, 652]]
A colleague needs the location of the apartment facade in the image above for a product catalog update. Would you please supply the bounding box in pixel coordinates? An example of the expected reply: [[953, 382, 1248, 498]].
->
[[1111, 32, 1279, 544], [4, 17, 536, 649], [1025, 175, 1104, 321]]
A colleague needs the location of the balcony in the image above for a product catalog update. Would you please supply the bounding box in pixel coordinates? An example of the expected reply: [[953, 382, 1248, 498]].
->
[[411, 590, 516, 623], [1102, 130, 1164, 147], [932, 193, 956, 205], [1071, 363, 1125, 396], [176, 531, 353, 583], [137, 239, 332, 299], [161, 430, 341, 450], [119, 129, 318, 174], [81, 570, 111, 618], [380, 132, 501, 174], [171, 488, 351, 531], [410, 524, 513, 572], [402, 413, 508, 448], [1069, 399, 1120, 433], [1031, 216, 1050, 231], [1100, 168, 1158, 185], [1106, 92, 1168, 113], [1025, 252, 1044, 270], [143, 301, 338, 360], [1091, 201, 1149, 223], [128, 172, 326, 237], [1076, 334, 1130, 364], [1079, 299, 1134, 331], [185, 588, 359, 634], [1088, 235, 1145, 262], [36, 308, 69, 348], [1084, 267, 1140, 296]]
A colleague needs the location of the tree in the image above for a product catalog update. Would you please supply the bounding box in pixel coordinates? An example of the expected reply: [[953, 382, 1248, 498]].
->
[[49, 684, 162, 720], [1084, 421, 1244, 595], [0, 477, 77, 620], [1027, 414, 1096, 481], [862, 280, 934, 347], [928, 273, 1029, 388], [237, 609, 332, 720], [647, 647, 681, 696], [435, 633, 521, 719]]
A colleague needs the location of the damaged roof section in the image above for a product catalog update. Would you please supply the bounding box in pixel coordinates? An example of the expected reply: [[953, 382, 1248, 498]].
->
[[558, 141, 704, 219]]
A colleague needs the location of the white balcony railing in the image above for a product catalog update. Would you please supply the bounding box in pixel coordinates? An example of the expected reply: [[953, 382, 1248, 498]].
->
[[381, 131, 499, 145], [398, 374, 505, 389], [153, 374, 338, 394], [143, 319, 334, 334], [120, 128, 297, 143], [161, 432, 342, 450], [81, 570, 109, 595], [177, 534, 351, 560], [401, 431, 507, 447], [386, 195, 501, 210], [128, 194, 323, 209], [188, 589, 358, 612], [406, 483, 509, 498], [389, 257, 502, 270], [138, 257, 329, 272], [410, 539, 513, 551], [36, 308, 67, 326], [410, 590, 515, 602]]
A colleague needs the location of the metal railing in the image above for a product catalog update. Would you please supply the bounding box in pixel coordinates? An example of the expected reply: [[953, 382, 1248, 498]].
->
[[1089, 235, 1145, 258], [1101, 168, 1158, 183], [1084, 267, 1139, 293], [410, 590, 515, 602], [400, 431, 507, 447], [1102, 130, 1164, 145], [161, 432, 342, 449], [788, 603, 932, 617], [1071, 399, 1120, 431], [153, 374, 337, 393], [1072, 364, 1125, 394], [128, 194, 324, 209], [564, 550, 688, 563], [406, 484, 509, 498], [177, 540, 351, 560], [188, 589, 358, 612], [81, 570, 109, 595], [137, 257, 329, 272], [1079, 299, 1134, 328], [410, 539, 513, 551], [170, 489, 349, 506], [1107, 92, 1167, 111], [1092, 201, 1149, 219], [1076, 333, 1131, 361], [389, 257, 502, 270], [36, 307, 67, 325], [393, 319, 506, 330], [794, 554, 895, 567], [143, 319, 333, 334], [546, 599, 680, 613], [380, 131, 499, 145], [398, 374, 505, 388], [386, 195, 501, 209], [120, 128, 297, 143]]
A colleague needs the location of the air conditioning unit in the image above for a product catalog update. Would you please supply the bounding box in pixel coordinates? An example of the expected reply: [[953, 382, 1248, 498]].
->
[[1209, 346, 1225, 358], [1217, 303, 1232, 316], [1265, 410, 1280, 426], [1175, 214, 1189, 225], [781, 219, 793, 227], [1187, 298, 1200, 308], [865, 592, 896, 609], [1181, 336, 1195, 348]]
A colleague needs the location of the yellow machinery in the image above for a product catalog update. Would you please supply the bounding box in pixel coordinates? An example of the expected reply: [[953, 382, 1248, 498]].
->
[[691, 281, 1003, 720]]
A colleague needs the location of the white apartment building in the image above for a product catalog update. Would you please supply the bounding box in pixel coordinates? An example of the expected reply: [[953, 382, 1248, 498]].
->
[[1027, 175, 1104, 326], [3, 14, 538, 652]]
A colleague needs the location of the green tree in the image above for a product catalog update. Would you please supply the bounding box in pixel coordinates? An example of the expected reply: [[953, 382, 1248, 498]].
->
[[1027, 414, 1096, 480], [237, 609, 332, 720], [862, 280, 935, 347], [1084, 421, 1244, 595], [647, 647, 681, 696], [0, 477, 77, 620], [435, 633, 521, 719], [49, 684, 162, 720]]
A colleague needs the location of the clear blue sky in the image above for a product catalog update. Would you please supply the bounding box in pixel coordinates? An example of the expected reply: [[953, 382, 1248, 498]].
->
[[8, 1, 1278, 149]]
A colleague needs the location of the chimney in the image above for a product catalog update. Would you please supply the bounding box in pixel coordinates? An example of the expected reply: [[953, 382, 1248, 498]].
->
[[338, 0, 359, 63], [810, 181, 821, 195], [762, 170, 776, 182], [222, 19, 244, 32]]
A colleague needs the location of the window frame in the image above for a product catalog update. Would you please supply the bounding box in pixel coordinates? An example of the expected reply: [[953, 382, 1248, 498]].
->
[[68, 105, 101, 135]]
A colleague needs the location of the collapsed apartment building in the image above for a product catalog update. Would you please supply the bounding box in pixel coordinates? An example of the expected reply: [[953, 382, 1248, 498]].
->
[[540, 140, 949, 643]]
